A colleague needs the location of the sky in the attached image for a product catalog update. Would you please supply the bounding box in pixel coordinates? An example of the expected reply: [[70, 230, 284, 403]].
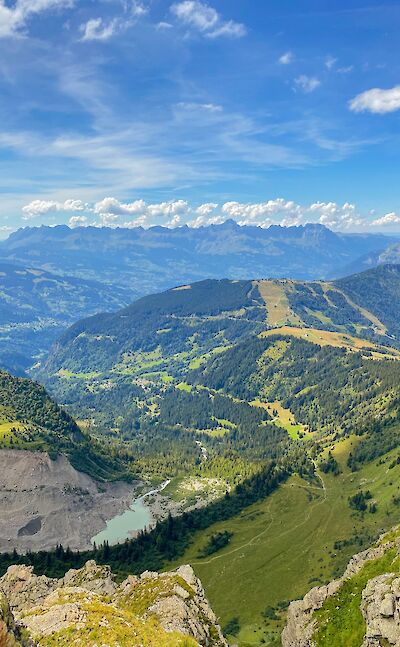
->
[[1, 0, 400, 237]]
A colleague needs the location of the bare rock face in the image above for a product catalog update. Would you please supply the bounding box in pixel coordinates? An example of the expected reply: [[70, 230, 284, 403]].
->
[[0, 560, 228, 647], [0, 450, 136, 553], [0, 592, 24, 647], [282, 527, 400, 647], [361, 574, 400, 646]]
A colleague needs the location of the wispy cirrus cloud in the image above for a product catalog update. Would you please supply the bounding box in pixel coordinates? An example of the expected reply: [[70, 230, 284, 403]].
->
[[349, 86, 400, 114], [170, 0, 246, 39], [79, 2, 148, 41]]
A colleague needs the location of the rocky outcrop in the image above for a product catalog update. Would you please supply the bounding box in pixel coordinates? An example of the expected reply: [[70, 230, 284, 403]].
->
[[0, 560, 227, 646], [0, 592, 22, 646], [361, 574, 400, 646], [282, 527, 400, 647]]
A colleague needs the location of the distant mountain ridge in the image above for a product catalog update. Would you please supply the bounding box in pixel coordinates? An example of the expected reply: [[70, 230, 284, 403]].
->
[[0, 261, 128, 373], [1, 223, 397, 302]]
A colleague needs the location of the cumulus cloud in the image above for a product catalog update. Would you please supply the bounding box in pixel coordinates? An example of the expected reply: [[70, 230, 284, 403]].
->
[[0, 0, 73, 38], [21, 196, 400, 232], [371, 212, 400, 227], [349, 86, 400, 114], [279, 51, 293, 65], [94, 197, 146, 216], [69, 215, 88, 227], [170, 0, 246, 38], [221, 199, 302, 225], [294, 75, 321, 93], [195, 203, 218, 216], [308, 201, 362, 229], [22, 199, 87, 219], [94, 197, 189, 222]]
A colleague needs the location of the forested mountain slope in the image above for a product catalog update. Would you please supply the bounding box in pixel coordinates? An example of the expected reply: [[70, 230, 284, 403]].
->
[[0, 370, 126, 481], [0, 261, 127, 373], [36, 266, 400, 481]]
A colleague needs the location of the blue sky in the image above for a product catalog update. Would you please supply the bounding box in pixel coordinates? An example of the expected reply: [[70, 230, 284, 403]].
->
[[1, 0, 400, 235]]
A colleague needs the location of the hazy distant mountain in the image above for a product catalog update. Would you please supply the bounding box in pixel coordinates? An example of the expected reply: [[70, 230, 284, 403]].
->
[[341, 239, 400, 276], [0, 261, 127, 372], [0, 223, 397, 302]]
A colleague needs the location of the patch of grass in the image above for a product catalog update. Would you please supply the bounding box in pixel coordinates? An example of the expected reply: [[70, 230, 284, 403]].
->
[[57, 369, 101, 380], [176, 382, 193, 392], [250, 399, 306, 440], [188, 345, 229, 370], [166, 442, 400, 647], [259, 326, 400, 358], [257, 280, 302, 328], [313, 548, 399, 647]]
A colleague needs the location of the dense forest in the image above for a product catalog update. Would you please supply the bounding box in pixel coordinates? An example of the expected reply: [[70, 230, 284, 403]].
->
[[0, 370, 128, 481]]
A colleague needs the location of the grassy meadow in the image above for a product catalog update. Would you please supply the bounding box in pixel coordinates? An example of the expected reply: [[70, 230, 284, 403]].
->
[[167, 438, 400, 646]]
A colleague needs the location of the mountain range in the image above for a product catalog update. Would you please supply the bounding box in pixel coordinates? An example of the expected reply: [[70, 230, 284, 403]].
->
[[1, 222, 398, 374], [1, 223, 398, 297]]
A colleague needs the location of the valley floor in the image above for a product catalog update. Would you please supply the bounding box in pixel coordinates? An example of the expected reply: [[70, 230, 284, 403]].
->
[[167, 439, 400, 647]]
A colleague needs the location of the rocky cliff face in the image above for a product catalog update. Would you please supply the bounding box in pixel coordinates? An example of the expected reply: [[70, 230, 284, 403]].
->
[[0, 560, 227, 647], [282, 526, 400, 647]]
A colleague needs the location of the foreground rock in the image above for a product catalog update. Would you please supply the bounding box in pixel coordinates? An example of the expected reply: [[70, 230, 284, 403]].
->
[[0, 560, 227, 646], [0, 450, 137, 552], [282, 526, 400, 646]]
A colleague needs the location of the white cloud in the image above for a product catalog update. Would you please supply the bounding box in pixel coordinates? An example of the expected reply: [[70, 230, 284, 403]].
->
[[22, 198, 87, 219], [308, 201, 362, 229], [166, 214, 181, 227], [371, 212, 400, 227], [80, 17, 121, 41], [0, 0, 73, 38], [325, 56, 337, 70], [195, 203, 218, 216], [147, 200, 189, 217], [349, 86, 400, 114], [79, 2, 147, 42], [94, 197, 190, 225], [170, 0, 246, 39], [20, 195, 400, 232], [94, 197, 146, 216], [294, 75, 321, 93], [221, 199, 302, 224], [131, 1, 147, 17], [279, 51, 293, 65], [69, 214, 88, 227], [156, 21, 173, 29]]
